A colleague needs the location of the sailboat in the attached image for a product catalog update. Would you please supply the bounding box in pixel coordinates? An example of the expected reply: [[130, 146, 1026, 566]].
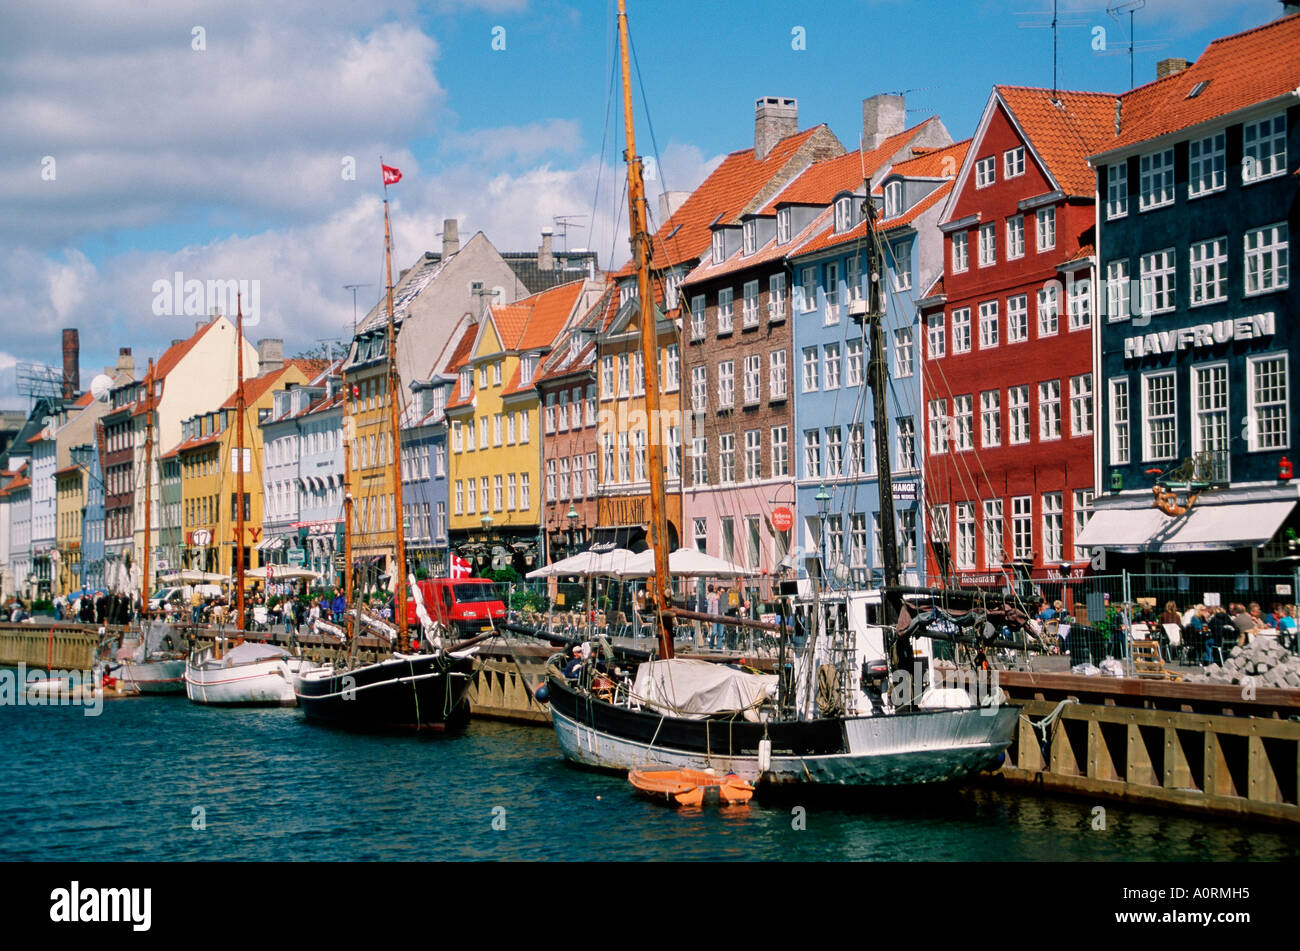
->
[[185, 295, 313, 706], [294, 166, 485, 731], [539, 0, 1022, 786]]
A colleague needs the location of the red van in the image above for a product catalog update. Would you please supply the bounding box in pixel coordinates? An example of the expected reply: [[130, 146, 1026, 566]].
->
[[406, 578, 506, 636]]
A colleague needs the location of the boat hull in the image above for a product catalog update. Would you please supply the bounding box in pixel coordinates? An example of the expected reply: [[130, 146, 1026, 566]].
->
[[295, 653, 476, 731], [184, 651, 304, 706], [548, 675, 1018, 786], [116, 659, 186, 694]]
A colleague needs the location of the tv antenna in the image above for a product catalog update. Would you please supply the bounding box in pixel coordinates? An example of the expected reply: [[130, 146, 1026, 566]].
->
[[1016, 1, 1090, 99], [15, 362, 64, 404], [343, 283, 375, 336], [1105, 1, 1167, 89], [552, 215, 587, 252]]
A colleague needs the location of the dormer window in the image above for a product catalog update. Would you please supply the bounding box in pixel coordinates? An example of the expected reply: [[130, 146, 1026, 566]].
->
[[459, 368, 472, 395], [777, 208, 791, 244], [834, 197, 853, 233], [883, 181, 903, 219], [619, 281, 635, 306], [711, 230, 726, 265], [520, 354, 536, 383], [665, 270, 681, 310], [569, 333, 582, 361], [743, 220, 757, 256]]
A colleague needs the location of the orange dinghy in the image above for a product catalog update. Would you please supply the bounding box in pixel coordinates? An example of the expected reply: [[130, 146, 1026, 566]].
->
[[628, 768, 755, 807]]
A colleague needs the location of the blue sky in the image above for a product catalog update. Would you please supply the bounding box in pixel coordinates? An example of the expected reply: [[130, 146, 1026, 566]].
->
[[0, 0, 1281, 412]]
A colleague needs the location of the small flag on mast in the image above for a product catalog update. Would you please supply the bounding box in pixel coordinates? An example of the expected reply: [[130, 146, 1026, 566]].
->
[[382, 164, 402, 186]]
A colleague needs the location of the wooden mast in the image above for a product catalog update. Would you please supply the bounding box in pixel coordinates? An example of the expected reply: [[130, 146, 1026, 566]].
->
[[383, 194, 410, 652], [141, 357, 155, 617], [342, 368, 355, 646], [618, 0, 673, 661], [234, 294, 247, 633]]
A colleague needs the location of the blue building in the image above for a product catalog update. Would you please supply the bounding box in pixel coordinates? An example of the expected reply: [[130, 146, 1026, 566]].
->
[[292, 385, 345, 585], [1080, 15, 1300, 573], [787, 141, 968, 587], [76, 441, 105, 594]]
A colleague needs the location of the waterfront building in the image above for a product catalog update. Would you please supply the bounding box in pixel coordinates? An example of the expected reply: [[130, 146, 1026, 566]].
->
[[787, 135, 965, 588], [293, 386, 346, 586], [5, 466, 31, 600], [1081, 14, 1300, 573], [54, 460, 85, 596], [79, 435, 105, 595], [921, 86, 1111, 591]]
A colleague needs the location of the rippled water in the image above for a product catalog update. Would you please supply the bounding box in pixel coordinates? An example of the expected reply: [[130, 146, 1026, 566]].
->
[[1, 697, 1296, 861]]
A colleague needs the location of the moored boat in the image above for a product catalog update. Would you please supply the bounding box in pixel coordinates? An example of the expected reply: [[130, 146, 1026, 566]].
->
[[628, 767, 754, 806], [295, 648, 476, 731], [184, 640, 307, 706]]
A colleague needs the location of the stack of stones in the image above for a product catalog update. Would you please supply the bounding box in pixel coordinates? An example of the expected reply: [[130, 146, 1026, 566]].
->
[[1186, 636, 1300, 689]]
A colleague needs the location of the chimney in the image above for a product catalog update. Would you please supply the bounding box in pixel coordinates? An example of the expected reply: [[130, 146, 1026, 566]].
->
[[539, 229, 554, 271], [61, 328, 79, 400], [256, 338, 284, 374], [1157, 57, 1191, 79], [658, 191, 689, 222], [196, 320, 207, 334], [754, 96, 798, 161], [863, 93, 906, 152], [442, 218, 460, 257], [115, 347, 134, 378]]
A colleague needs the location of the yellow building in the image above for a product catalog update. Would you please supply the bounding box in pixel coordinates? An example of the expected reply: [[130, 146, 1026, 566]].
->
[[173, 363, 319, 580], [53, 463, 86, 596], [446, 278, 604, 573]]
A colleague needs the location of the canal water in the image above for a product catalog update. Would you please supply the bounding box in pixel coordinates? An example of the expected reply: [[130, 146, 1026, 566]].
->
[[2, 697, 1297, 862]]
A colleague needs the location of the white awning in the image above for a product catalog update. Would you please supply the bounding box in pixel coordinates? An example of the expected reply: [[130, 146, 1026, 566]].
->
[[1076, 500, 1295, 553]]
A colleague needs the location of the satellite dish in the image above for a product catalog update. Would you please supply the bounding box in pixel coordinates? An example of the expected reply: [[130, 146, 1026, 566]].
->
[[90, 374, 113, 402]]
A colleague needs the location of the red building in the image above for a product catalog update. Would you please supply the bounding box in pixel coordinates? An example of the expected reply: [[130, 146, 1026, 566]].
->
[[922, 87, 1113, 589]]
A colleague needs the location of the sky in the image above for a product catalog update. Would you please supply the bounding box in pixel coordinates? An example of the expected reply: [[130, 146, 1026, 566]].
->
[[0, 0, 1282, 412]]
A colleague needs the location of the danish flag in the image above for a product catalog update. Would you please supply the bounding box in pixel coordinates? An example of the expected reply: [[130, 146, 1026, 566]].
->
[[450, 554, 472, 579]]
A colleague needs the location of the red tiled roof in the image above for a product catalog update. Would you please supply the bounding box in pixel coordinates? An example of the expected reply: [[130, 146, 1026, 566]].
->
[[219, 365, 304, 410], [792, 179, 955, 258], [444, 323, 481, 410], [1097, 16, 1300, 156], [499, 279, 588, 351], [887, 139, 972, 181], [994, 86, 1118, 196], [920, 274, 945, 302], [53, 464, 82, 478], [1060, 243, 1096, 266], [73, 390, 94, 408], [155, 317, 221, 381], [173, 432, 223, 455]]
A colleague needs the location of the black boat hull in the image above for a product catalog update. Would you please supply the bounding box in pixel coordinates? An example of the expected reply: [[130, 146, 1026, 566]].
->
[[296, 653, 476, 731]]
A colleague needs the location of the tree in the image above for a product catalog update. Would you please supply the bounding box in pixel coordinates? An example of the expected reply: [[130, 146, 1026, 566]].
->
[[292, 340, 349, 362]]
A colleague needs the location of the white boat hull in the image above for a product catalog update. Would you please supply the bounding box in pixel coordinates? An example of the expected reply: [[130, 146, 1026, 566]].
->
[[185, 649, 311, 706]]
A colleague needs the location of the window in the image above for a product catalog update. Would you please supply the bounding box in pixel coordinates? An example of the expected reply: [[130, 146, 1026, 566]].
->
[[747, 515, 762, 569], [981, 390, 1001, 448], [1143, 371, 1177, 461], [741, 354, 761, 405], [777, 208, 791, 244], [1106, 260, 1130, 322], [694, 517, 708, 552], [884, 181, 903, 218], [717, 289, 734, 333], [601, 354, 615, 397], [493, 362, 503, 386], [519, 473, 530, 510], [824, 344, 840, 390], [840, 338, 862, 386], [978, 223, 996, 267], [1107, 161, 1128, 219], [802, 347, 819, 392], [518, 410, 529, 443], [799, 266, 817, 312], [742, 219, 757, 256], [893, 242, 912, 292], [1038, 380, 1061, 441], [769, 350, 787, 400], [850, 513, 868, 568], [952, 307, 971, 353], [768, 274, 787, 321], [617, 432, 629, 482], [978, 301, 998, 349], [1110, 378, 1131, 465], [893, 328, 913, 377], [1070, 373, 1093, 437], [931, 505, 950, 550], [1067, 276, 1091, 330], [824, 262, 840, 321], [692, 436, 708, 486], [1243, 113, 1287, 183], [493, 413, 503, 446], [928, 398, 948, 454], [1140, 249, 1176, 314], [1037, 283, 1059, 336], [1190, 238, 1228, 306], [899, 420, 920, 472], [825, 427, 843, 476], [771, 426, 789, 477], [1012, 496, 1032, 560], [975, 155, 996, 187], [544, 395, 556, 434], [571, 455, 583, 498], [717, 360, 735, 408], [691, 365, 708, 412], [1004, 146, 1025, 178], [898, 509, 918, 567], [690, 295, 706, 341], [848, 423, 866, 475], [742, 280, 760, 328], [1188, 132, 1226, 198], [1192, 364, 1229, 466], [1009, 385, 1030, 445], [454, 481, 463, 515], [1072, 490, 1093, 561], [1036, 207, 1056, 251], [1244, 223, 1289, 295], [479, 366, 488, 389], [1248, 354, 1289, 450], [803, 430, 822, 478], [618, 354, 629, 395], [665, 271, 681, 311], [1042, 493, 1063, 563], [586, 454, 596, 496], [953, 395, 973, 451], [1006, 215, 1025, 259], [711, 230, 725, 265], [951, 232, 969, 273], [1139, 149, 1175, 210], [983, 500, 1004, 569], [632, 351, 644, 396], [633, 430, 646, 482], [557, 458, 570, 500], [480, 477, 489, 513], [744, 429, 762, 481], [1004, 295, 1027, 343], [956, 503, 976, 569], [493, 474, 504, 511], [834, 196, 854, 232], [926, 312, 945, 358], [452, 421, 463, 452]]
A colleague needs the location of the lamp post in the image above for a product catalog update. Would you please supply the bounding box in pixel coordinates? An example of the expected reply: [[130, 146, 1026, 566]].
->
[[813, 483, 831, 583], [566, 504, 579, 557]]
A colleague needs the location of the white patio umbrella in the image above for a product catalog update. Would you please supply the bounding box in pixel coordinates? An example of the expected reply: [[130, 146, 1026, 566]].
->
[[620, 547, 754, 578], [525, 550, 599, 579]]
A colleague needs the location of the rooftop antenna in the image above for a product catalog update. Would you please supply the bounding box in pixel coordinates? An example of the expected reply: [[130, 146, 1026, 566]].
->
[[15, 362, 64, 405], [343, 283, 375, 336], [1104, 1, 1166, 89], [553, 215, 588, 252], [1016, 1, 1089, 100]]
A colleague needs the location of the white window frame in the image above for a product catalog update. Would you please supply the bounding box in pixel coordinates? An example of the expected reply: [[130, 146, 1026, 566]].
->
[[978, 300, 998, 349], [975, 155, 996, 188], [1247, 353, 1290, 452], [951, 231, 969, 273], [1036, 206, 1056, 252], [742, 279, 760, 328], [1189, 237, 1228, 306], [1106, 259, 1130, 322], [1006, 215, 1025, 260], [1188, 131, 1226, 199], [978, 223, 996, 267], [980, 389, 1001, 449], [1139, 148, 1175, 211], [1243, 113, 1287, 184], [1007, 294, 1028, 343], [951, 307, 971, 354], [1106, 162, 1128, 220], [1109, 378, 1130, 466], [1008, 385, 1030, 445], [1140, 248, 1176, 315], [1244, 223, 1289, 296], [1142, 370, 1178, 462], [1038, 379, 1061, 441], [1004, 146, 1025, 178]]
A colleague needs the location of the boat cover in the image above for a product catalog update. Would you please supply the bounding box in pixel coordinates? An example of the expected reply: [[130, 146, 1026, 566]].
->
[[632, 658, 777, 719], [225, 642, 290, 664]]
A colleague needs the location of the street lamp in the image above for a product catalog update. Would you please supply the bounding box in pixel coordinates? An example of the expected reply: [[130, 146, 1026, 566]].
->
[[566, 504, 580, 557], [813, 484, 831, 582]]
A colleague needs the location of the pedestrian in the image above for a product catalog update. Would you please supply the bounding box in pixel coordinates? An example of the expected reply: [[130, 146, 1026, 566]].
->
[[1205, 604, 1236, 664], [706, 585, 721, 650], [1233, 602, 1264, 646]]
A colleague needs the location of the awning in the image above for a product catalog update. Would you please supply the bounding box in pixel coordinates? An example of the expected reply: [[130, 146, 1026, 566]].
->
[[1076, 500, 1296, 554], [590, 524, 647, 553]]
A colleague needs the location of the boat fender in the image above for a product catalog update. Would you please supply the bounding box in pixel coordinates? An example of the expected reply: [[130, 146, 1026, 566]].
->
[[534, 683, 550, 703], [758, 738, 772, 773]]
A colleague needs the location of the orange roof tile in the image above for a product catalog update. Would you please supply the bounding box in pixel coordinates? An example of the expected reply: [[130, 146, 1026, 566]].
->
[[792, 179, 955, 258], [219, 365, 302, 410], [993, 86, 1118, 196], [886, 139, 972, 181], [53, 464, 82, 478], [1097, 16, 1300, 156]]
